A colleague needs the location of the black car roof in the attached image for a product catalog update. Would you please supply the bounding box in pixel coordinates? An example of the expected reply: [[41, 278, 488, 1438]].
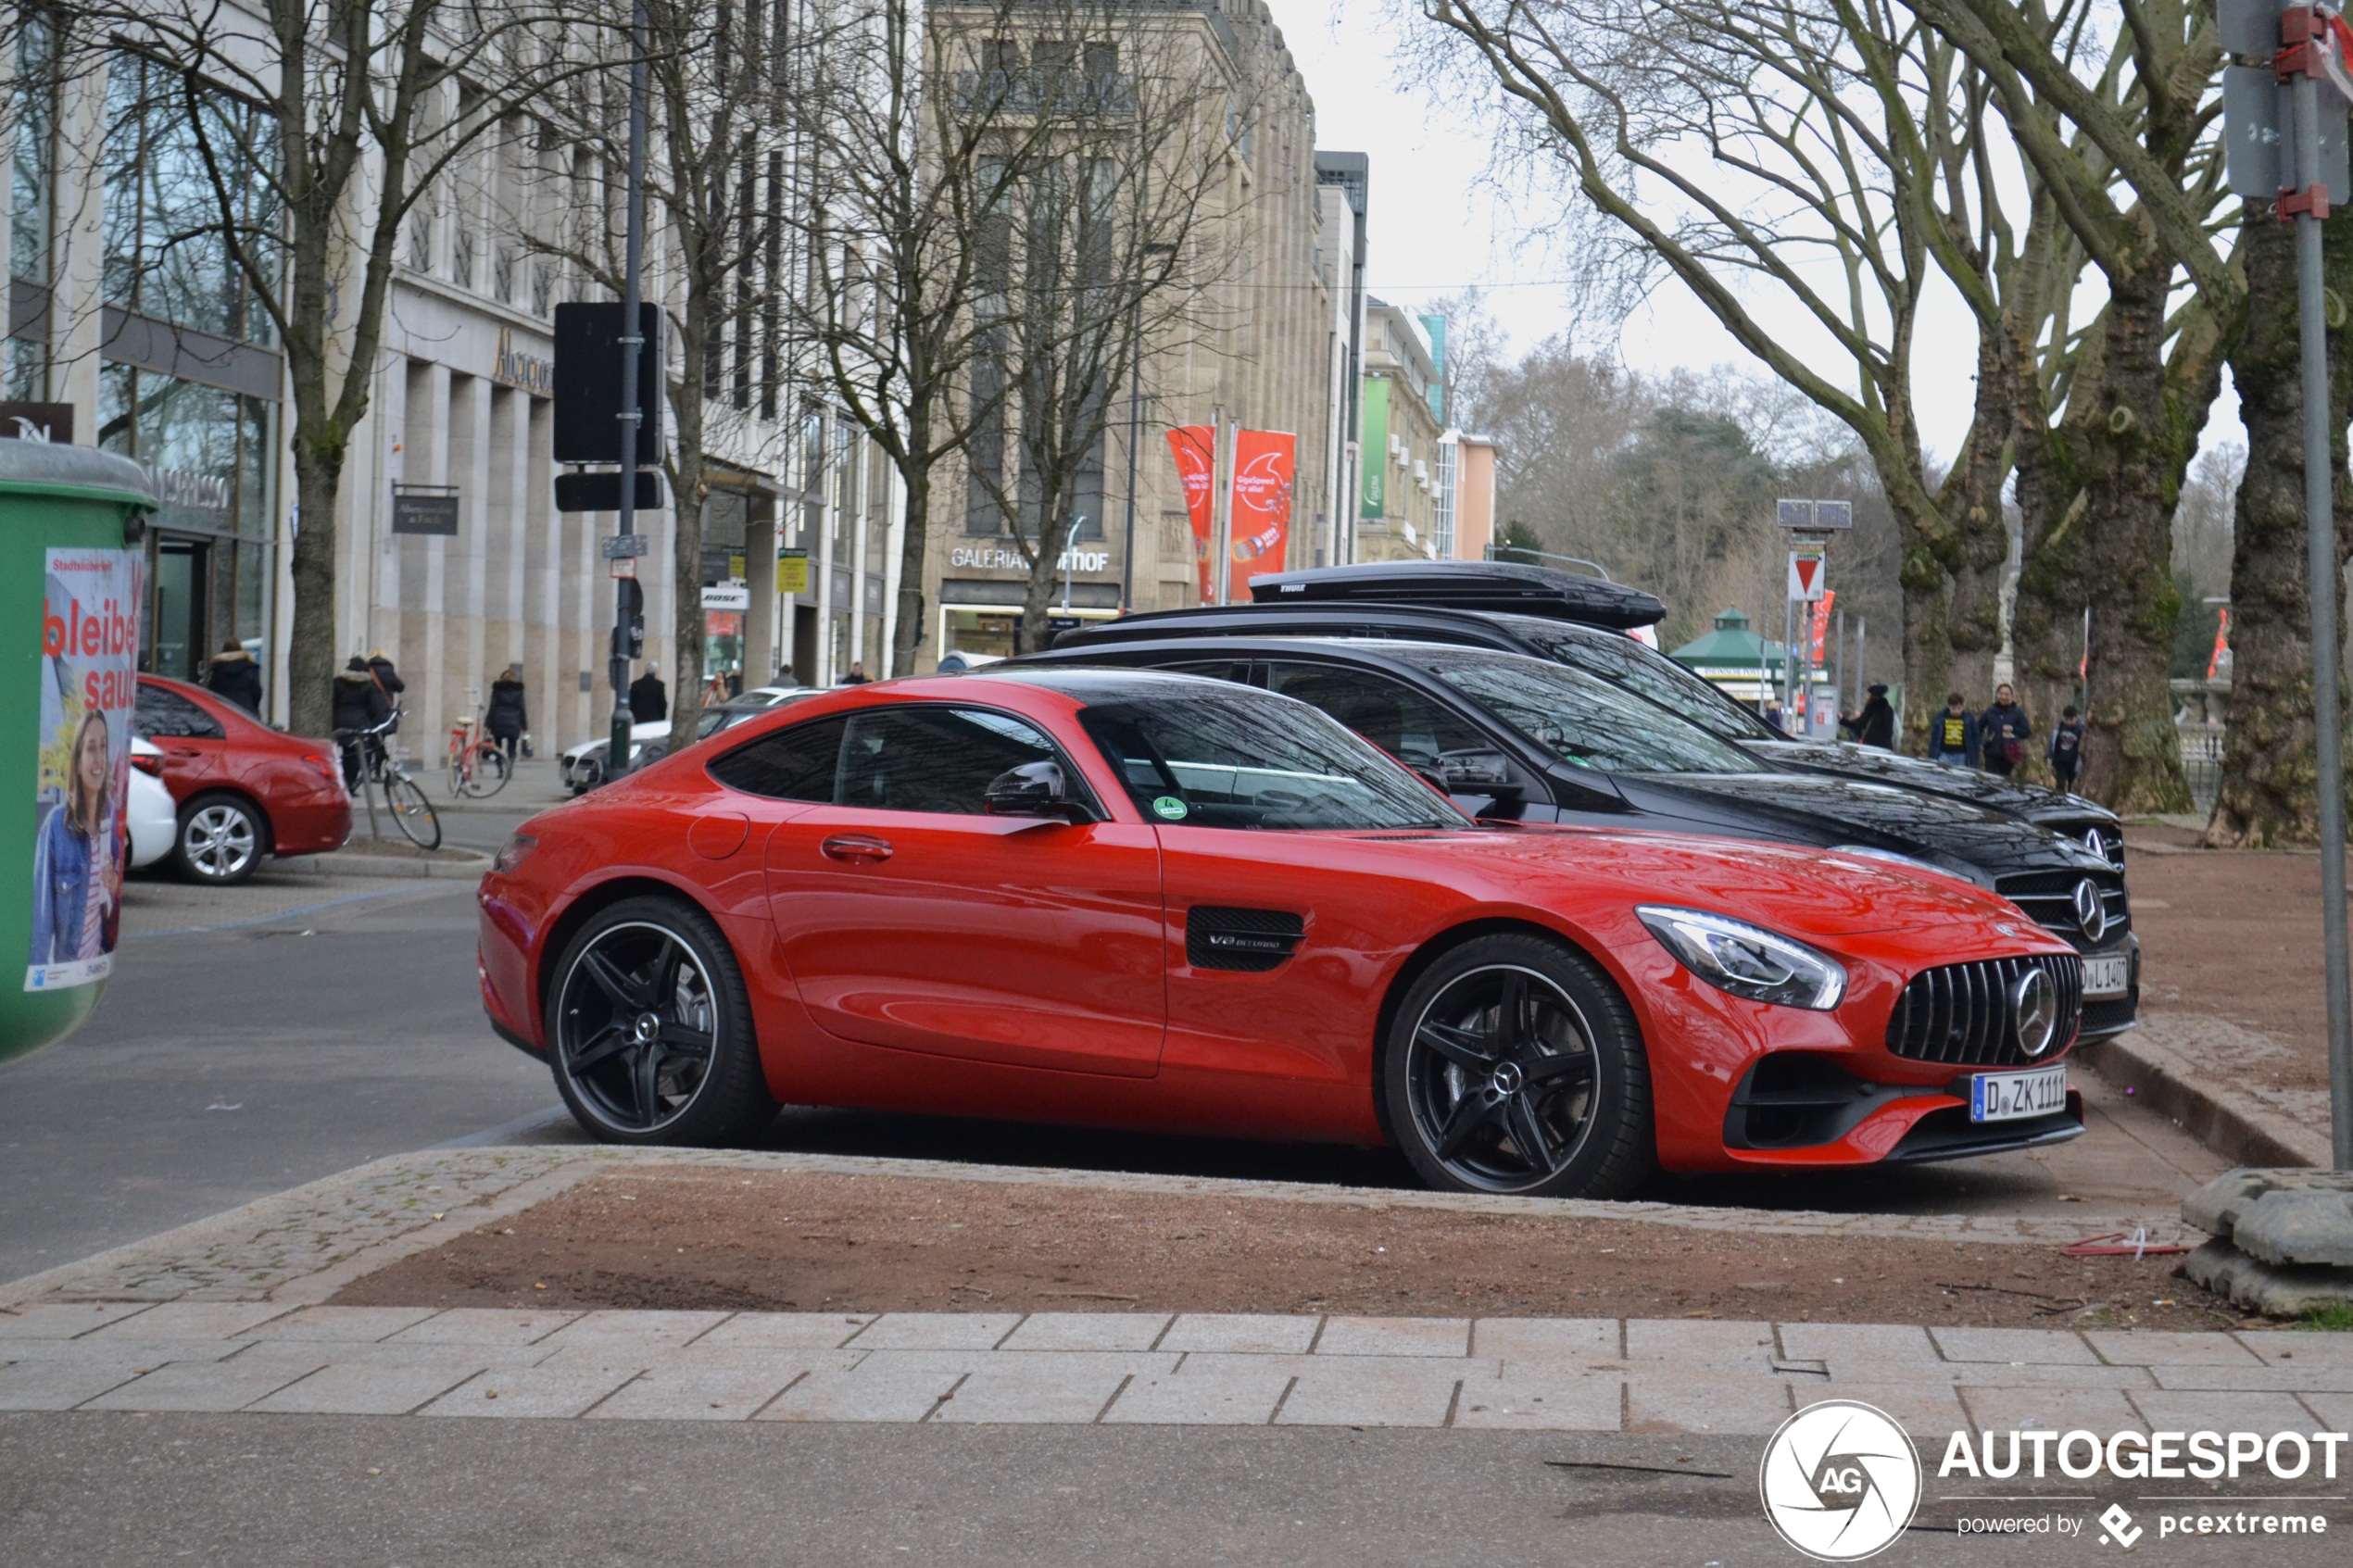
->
[[1050, 599, 1540, 652], [1245, 560, 1667, 630]]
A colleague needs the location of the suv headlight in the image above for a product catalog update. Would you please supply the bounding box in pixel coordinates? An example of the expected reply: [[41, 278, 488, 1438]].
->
[[1635, 906, 1847, 1010]]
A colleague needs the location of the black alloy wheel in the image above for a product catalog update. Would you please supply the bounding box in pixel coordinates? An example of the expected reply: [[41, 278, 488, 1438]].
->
[[1383, 934, 1654, 1198], [175, 793, 263, 885], [548, 897, 774, 1146]]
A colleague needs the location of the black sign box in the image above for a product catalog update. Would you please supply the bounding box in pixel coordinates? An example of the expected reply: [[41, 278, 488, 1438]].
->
[[556, 470, 665, 513], [391, 487, 460, 535], [552, 302, 664, 466], [0, 402, 74, 442]]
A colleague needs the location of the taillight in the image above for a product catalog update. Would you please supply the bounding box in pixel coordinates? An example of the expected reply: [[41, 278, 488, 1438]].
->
[[301, 753, 342, 787], [493, 834, 538, 873], [131, 753, 163, 777]]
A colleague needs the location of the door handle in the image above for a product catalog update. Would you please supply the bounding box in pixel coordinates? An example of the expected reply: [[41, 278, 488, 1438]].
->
[[820, 834, 893, 863], [166, 747, 201, 759]]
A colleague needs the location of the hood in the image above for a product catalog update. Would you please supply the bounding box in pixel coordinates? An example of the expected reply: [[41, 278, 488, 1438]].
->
[[1605, 770, 2110, 884], [333, 669, 374, 684], [1744, 739, 2118, 829], [212, 648, 255, 665]]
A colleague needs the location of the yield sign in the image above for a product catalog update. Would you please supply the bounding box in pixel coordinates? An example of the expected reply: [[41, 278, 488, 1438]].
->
[[1788, 548, 1826, 602]]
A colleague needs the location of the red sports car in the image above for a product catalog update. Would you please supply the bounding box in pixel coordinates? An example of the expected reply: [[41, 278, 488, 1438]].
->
[[477, 669, 2085, 1197], [132, 676, 352, 884]]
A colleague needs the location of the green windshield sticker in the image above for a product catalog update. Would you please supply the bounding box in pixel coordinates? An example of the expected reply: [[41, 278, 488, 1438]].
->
[[1151, 796, 1189, 820]]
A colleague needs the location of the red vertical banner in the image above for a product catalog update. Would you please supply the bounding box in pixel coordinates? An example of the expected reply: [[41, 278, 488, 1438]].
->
[[1164, 426, 1216, 602], [1809, 590, 1834, 666], [1228, 430, 1295, 594]]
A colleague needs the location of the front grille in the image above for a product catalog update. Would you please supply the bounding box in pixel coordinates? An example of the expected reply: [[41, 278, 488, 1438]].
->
[[1994, 869, 2129, 950], [1885, 953, 2082, 1067]]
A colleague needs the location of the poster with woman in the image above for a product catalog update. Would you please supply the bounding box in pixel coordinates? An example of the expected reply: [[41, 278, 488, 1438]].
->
[[26, 548, 143, 991]]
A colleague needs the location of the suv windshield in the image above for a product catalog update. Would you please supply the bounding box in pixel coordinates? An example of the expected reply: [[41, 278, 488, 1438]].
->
[[1076, 687, 1468, 832], [1394, 646, 1762, 775], [1487, 615, 1778, 743]]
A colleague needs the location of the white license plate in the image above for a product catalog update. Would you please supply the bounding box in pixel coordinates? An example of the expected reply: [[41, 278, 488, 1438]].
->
[[1969, 1065, 2069, 1123], [2082, 953, 2130, 998]]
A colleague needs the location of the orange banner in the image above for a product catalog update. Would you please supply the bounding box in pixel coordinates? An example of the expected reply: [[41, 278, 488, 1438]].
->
[[1165, 426, 1216, 601], [1228, 429, 1295, 594], [1809, 590, 1834, 668]]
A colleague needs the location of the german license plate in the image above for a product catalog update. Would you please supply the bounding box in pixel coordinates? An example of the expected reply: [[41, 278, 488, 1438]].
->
[[1969, 1064, 2069, 1123], [2082, 953, 2130, 998]]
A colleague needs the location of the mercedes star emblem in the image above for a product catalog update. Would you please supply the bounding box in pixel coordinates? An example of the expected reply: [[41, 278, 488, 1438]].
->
[[2071, 878, 2108, 943], [2010, 968, 2059, 1058]]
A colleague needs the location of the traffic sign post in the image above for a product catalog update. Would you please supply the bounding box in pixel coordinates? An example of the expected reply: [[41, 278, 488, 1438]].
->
[[1777, 500, 1842, 735]]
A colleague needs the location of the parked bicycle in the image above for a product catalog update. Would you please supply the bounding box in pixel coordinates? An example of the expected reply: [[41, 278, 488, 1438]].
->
[[447, 691, 511, 799], [337, 709, 442, 850]]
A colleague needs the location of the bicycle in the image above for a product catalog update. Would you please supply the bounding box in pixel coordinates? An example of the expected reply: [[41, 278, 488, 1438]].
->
[[447, 694, 511, 799], [337, 710, 443, 850]]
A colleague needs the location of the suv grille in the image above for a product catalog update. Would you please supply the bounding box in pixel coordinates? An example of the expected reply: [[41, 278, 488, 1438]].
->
[[1994, 870, 2129, 950], [1886, 954, 2082, 1067]]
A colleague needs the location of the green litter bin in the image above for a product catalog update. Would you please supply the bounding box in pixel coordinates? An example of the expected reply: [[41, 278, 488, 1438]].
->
[[0, 441, 156, 1065]]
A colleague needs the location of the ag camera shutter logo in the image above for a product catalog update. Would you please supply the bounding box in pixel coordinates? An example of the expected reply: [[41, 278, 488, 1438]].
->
[[1759, 1400, 1922, 1561]]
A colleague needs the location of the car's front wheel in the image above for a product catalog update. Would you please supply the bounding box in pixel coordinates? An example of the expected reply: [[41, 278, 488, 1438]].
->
[[175, 793, 264, 885], [547, 896, 775, 1146], [1382, 933, 1654, 1198]]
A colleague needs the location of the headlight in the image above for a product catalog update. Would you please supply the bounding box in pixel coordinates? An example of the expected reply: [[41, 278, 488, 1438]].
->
[[1829, 844, 1992, 889], [1635, 906, 1847, 1010]]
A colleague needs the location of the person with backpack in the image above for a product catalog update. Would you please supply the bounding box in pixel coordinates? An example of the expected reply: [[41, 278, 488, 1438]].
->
[[1842, 683, 1895, 749], [332, 656, 393, 786], [1929, 692, 1979, 767], [2047, 705, 2087, 793], [205, 639, 262, 713], [484, 664, 529, 763], [1979, 684, 2033, 777]]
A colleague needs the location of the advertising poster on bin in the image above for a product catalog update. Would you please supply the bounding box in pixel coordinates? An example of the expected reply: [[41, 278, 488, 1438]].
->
[[1229, 430, 1295, 593], [1164, 426, 1216, 601], [27, 548, 143, 992]]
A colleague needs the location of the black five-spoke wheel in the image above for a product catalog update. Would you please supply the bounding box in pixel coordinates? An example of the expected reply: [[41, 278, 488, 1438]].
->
[[1383, 934, 1654, 1198], [548, 897, 775, 1146]]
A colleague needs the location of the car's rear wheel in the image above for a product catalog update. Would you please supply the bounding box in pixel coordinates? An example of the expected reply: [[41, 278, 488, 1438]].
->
[[1382, 933, 1654, 1198], [548, 897, 774, 1146], [175, 793, 263, 885]]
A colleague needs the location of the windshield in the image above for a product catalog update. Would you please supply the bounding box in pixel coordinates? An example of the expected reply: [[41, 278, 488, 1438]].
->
[[1489, 615, 1777, 742], [1398, 646, 1763, 775], [1076, 687, 1469, 832]]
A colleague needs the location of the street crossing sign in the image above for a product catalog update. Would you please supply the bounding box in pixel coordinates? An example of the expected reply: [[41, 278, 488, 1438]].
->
[[1788, 547, 1826, 602]]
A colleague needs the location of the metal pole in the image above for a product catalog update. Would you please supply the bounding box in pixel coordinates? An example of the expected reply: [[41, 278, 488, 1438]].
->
[[1783, 596, 1795, 734], [608, 0, 649, 772], [2291, 64, 2353, 1169], [1834, 605, 1845, 729], [1211, 408, 1231, 605]]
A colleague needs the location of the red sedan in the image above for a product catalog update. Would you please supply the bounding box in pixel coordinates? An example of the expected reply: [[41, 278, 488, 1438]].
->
[[477, 669, 2085, 1196], [132, 676, 351, 884]]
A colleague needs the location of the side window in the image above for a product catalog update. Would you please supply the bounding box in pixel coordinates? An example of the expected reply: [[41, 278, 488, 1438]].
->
[[1265, 663, 1485, 769], [1163, 659, 1252, 685], [707, 715, 848, 801], [133, 684, 226, 741], [837, 706, 1089, 815]]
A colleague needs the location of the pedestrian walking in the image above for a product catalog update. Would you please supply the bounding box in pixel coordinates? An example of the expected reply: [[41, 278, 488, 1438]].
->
[[333, 655, 392, 786], [2047, 705, 2087, 793], [629, 662, 669, 722], [1843, 683, 1895, 749], [841, 661, 871, 685], [484, 663, 529, 762], [205, 638, 262, 714], [1979, 683, 2032, 777], [1929, 692, 1979, 767]]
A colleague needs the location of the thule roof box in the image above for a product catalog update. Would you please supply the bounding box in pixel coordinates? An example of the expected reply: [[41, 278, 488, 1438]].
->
[[1246, 560, 1666, 630]]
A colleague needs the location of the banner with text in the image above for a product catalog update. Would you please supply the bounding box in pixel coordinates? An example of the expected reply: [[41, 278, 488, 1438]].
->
[[1229, 430, 1296, 594], [1165, 426, 1216, 601], [28, 548, 143, 992]]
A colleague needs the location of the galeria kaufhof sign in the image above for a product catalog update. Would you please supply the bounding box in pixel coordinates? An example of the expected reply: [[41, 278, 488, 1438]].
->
[[950, 545, 1111, 573]]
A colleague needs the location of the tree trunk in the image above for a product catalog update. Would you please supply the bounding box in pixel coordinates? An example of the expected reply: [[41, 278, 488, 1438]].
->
[[1897, 518, 1954, 753], [671, 445, 708, 743], [2207, 203, 2353, 846], [286, 442, 345, 739], [1944, 335, 2016, 712], [1016, 508, 1078, 655], [890, 458, 931, 677]]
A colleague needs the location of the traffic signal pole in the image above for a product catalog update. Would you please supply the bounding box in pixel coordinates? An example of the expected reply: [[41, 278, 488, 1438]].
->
[[609, 0, 650, 774]]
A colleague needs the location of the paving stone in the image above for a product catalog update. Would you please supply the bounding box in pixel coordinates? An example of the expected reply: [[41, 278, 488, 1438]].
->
[[2235, 1332, 2353, 1368], [0, 1302, 157, 1338], [1777, 1323, 1936, 1365], [0, 1336, 248, 1365], [2300, 1390, 2353, 1428], [998, 1313, 1172, 1352], [82, 1301, 295, 1341], [538, 1311, 733, 1350], [1101, 1361, 1294, 1424], [2129, 1388, 2321, 1432], [80, 1356, 324, 1412], [1156, 1314, 1318, 1355], [2149, 1363, 2353, 1393], [696, 1313, 872, 1349], [934, 1353, 1178, 1424], [757, 1352, 970, 1422], [1956, 1386, 2144, 1434], [845, 1313, 1023, 1351], [1470, 1318, 1618, 1362], [1804, 1383, 1972, 1437], [419, 1358, 642, 1418], [587, 1352, 830, 1421], [243, 1306, 443, 1343], [245, 1361, 484, 1416], [1625, 1319, 1776, 1369], [1314, 1317, 1469, 1358], [1624, 1375, 1791, 1435], [1833, 1360, 2151, 1390], [387, 1309, 581, 1346], [1277, 1360, 1463, 1426], [0, 1358, 147, 1411], [2085, 1331, 2261, 1367], [1930, 1327, 2099, 1365], [1453, 1370, 1622, 1430]]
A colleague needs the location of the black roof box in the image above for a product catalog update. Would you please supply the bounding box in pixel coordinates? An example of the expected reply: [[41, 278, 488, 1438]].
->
[[1246, 560, 1666, 630]]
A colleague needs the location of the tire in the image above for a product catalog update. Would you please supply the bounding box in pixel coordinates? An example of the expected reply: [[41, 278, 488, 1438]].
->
[[1381, 933, 1654, 1198], [547, 896, 775, 1146], [175, 793, 264, 885], [385, 776, 442, 849], [464, 745, 510, 797]]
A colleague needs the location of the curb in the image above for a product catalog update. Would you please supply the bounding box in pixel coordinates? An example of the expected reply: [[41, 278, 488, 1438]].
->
[[271, 847, 491, 881], [2077, 1033, 2330, 1170]]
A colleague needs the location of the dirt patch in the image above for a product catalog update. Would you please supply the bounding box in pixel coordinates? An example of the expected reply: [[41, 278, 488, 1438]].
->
[[333, 1167, 2236, 1329]]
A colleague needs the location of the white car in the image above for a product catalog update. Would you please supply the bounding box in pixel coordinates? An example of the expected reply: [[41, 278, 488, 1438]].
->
[[560, 720, 671, 795], [126, 735, 176, 870], [560, 687, 816, 794]]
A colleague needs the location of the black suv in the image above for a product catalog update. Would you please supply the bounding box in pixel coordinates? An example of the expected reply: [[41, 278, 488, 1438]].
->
[[1016, 634, 2139, 1038]]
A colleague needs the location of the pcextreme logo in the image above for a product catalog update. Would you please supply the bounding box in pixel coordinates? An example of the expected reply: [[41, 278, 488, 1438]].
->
[[1758, 1400, 1923, 1562]]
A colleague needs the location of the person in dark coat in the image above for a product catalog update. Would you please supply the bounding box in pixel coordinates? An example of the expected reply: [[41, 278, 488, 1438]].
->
[[484, 664, 529, 761], [206, 639, 262, 713], [1928, 692, 1979, 767], [1842, 683, 1895, 749], [2047, 704, 2087, 793], [333, 656, 393, 785], [629, 662, 668, 722], [1979, 683, 2033, 777], [367, 650, 405, 734]]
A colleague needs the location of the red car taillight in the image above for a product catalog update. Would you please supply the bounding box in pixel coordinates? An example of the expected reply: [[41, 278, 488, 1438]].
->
[[131, 753, 163, 777], [301, 752, 342, 787]]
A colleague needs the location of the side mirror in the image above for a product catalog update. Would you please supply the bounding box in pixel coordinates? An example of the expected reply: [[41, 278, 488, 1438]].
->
[[984, 759, 1079, 820], [1438, 748, 1520, 797]]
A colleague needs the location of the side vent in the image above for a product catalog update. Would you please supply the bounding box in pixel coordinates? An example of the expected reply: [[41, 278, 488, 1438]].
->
[[1186, 907, 1305, 972]]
